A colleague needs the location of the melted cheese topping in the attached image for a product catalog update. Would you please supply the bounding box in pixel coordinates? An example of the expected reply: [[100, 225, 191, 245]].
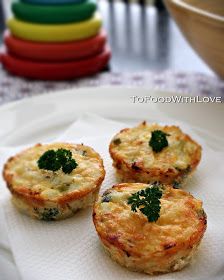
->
[[110, 123, 201, 171], [5, 143, 104, 200], [94, 183, 206, 257]]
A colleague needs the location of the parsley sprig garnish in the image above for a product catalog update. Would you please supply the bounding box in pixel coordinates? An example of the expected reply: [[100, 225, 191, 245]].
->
[[149, 130, 169, 153], [37, 148, 78, 174], [128, 185, 162, 222]]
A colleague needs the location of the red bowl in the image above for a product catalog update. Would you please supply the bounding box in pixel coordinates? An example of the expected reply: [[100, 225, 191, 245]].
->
[[4, 30, 107, 62], [0, 46, 111, 80]]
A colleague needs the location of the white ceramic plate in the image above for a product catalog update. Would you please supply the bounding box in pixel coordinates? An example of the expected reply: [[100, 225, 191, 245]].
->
[[0, 87, 223, 150], [0, 87, 223, 280]]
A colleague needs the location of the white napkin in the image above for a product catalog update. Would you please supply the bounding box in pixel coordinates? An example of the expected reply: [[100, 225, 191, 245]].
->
[[0, 114, 224, 280]]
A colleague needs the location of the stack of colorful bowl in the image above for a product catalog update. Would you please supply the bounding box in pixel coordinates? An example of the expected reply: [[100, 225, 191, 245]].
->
[[0, 0, 111, 80]]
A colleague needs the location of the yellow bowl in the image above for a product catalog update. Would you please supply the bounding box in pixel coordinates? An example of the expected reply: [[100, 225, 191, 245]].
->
[[164, 0, 224, 78], [7, 12, 102, 43]]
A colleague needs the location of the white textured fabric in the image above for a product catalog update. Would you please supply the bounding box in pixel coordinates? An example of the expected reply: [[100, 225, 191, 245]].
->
[[0, 115, 224, 280], [0, 70, 223, 106]]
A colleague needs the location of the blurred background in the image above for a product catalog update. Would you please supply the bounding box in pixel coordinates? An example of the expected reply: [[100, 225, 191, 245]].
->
[[0, 0, 213, 74]]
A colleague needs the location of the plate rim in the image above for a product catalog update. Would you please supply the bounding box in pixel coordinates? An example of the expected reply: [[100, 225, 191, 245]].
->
[[0, 86, 223, 149], [0, 85, 212, 112]]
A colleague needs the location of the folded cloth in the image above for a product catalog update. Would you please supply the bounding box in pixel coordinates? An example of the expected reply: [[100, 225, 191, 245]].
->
[[0, 114, 224, 280]]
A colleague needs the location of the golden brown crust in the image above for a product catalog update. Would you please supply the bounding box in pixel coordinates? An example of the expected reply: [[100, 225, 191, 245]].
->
[[93, 183, 207, 274], [3, 142, 105, 220], [109, 122, 202, 186]]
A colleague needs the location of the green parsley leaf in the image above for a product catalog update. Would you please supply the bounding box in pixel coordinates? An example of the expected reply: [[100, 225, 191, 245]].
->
[[37, 150, 61, 172], [57, 148, 72, 165], [62, 159, 78, 174], [127, 185, 162, 222], [149, 130, 169, 153], [41, 208, 59, 221], [33, 207, 59, 221], [37, 148, 78, 174]]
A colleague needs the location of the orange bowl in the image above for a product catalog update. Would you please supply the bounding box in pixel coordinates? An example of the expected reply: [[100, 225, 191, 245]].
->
[[164, 0, 224, 78]]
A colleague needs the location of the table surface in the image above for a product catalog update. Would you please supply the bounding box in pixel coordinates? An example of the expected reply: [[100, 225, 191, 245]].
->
[[100, 1, 213, 75], [0, 0, 223, 105]]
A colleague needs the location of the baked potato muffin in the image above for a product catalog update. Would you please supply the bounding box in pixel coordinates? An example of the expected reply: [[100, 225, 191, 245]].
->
[[109, 122, 201, 186], [93, 183, 207, 275], [3, 143, 105, 221]]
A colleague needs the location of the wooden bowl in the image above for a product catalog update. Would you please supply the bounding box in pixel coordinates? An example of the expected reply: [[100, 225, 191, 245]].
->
[[164, 0, 224, 78]]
